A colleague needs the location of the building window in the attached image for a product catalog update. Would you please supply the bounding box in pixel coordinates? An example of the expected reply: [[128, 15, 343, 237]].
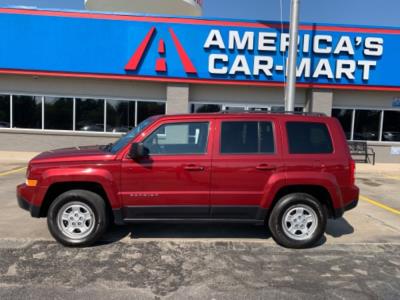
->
[[190, 103, 304, 114], [220, 121, 275, 154], [106, 100, 135, 133], [382, 111, 400, 142], [271, 106, 284, 112], [0, 95, 10, 128], [0, 94, 169, 134], [13, 95, 42, 129], [332, 109, 353, 140], [248, 107, 269, 112], [353, 110, 381, 141], [191, 104, 222, 113], [223, 106, 246, 112], [44, 97, 73, 130], [286, 122, 333, 154], [137, 101, 166, 124], [76, 98, 105, 132], [271, 106, 304, 112]]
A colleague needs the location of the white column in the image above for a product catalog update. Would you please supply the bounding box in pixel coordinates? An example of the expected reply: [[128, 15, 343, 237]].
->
[[166, 83, 190, 114], [306, 89, 333, 116]]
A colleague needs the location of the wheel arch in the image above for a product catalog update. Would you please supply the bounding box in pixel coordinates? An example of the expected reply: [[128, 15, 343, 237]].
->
[[268, 185, 335, 219], [40, 182, 113, 220]]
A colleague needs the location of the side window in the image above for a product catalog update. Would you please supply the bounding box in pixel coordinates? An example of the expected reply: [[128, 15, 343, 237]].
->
[[286, 122, 333, 154], [143, 122, 209, 155], [220, 121, 275, 154], [259, 122, 275, 153]]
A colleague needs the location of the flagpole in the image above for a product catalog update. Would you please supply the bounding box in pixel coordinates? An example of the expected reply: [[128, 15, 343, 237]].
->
[[285, 0, 300, 112]]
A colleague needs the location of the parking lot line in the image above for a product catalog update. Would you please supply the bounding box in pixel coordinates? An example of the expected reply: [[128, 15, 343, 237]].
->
[[360, 195, 400, 216], [0, 167, 26, 177]]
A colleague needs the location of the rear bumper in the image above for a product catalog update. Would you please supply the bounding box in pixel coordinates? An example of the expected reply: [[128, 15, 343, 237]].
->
[[333, 186, 360, 219], [333, 198, 358, 218], [17, 184, 41, 218]]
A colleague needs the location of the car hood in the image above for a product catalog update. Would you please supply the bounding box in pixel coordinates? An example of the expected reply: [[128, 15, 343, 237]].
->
[[31, 145, 115, 164]]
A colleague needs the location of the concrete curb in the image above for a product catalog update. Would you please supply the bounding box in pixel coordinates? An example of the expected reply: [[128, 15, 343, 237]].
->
[[0, 151, 39, 163], [356, 163, 400, 173]]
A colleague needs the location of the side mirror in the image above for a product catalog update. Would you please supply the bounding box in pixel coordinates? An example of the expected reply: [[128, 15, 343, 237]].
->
[[129, 142, 148, 159]]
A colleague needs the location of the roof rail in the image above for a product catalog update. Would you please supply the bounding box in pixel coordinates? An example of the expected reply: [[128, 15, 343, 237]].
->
[[219, 110, 326, 117]]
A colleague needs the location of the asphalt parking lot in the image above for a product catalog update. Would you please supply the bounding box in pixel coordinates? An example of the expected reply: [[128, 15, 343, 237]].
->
[[0, 162, 399, 299]]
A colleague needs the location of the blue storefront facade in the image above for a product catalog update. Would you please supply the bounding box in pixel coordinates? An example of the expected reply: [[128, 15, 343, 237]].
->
[[0, 7, 399, 161]]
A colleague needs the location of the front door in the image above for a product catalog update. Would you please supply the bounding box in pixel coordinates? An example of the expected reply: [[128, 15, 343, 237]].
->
[[120, 120, 213, 220], [210, 118, 282, 220]]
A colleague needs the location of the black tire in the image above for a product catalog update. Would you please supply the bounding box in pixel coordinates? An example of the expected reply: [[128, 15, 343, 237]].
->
[[47, 189, 108, 247], [268, 193, 327, 249]]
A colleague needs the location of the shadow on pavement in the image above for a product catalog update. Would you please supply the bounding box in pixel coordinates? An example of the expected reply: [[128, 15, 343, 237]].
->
[[99, 221, 334, 248], [101, 223, 271, 245], [325, 217, 354, 238], [96, 213, 356, 248]]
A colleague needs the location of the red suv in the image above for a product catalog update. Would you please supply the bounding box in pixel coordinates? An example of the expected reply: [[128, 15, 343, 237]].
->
[[17, 112, 359, 248]]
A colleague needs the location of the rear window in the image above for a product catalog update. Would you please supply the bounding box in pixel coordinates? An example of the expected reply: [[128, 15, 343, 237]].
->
[[286, 122, 333, 154], [221, 121, 275, 154]]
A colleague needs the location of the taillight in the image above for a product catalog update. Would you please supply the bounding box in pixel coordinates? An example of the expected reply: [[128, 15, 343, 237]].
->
[[350, 159, 356, 185]]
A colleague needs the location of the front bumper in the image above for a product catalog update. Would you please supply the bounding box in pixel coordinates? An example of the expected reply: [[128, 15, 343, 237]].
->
[[17, 184, 41, 218]]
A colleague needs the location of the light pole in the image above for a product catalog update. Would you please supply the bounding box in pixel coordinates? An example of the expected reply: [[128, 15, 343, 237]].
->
[[285, 0, 300, 112]]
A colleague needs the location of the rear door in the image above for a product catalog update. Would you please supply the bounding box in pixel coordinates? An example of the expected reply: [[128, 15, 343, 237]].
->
[[210, 117, 283, 220], [282, 118, 351, 202]]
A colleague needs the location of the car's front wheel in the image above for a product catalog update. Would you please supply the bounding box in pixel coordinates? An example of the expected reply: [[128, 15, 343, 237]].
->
[[268, 193, 327, 249], [47, 190, 108, 247]]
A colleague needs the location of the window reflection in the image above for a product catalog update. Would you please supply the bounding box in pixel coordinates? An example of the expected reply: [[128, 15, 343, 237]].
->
[[44, 97, 73, 130], [353, 110, 380, 141], [6, 93, 399, 145], [223, 106, 246, 112], [221, 121, 275, 154], [106, 100, 135, 133], [137, 101, 165, 124], [248, 107, 269, 112], [76, 98, 104, 132], [332, 109, 353, 140], [382, 111, 400, 141], [13, 95, 42, 129], [287, 122, 333, 154], [143, 122, 209, 155], [191, 104, 222, 113], [0, 95, 10, 128], [271, 106, 304, 112]]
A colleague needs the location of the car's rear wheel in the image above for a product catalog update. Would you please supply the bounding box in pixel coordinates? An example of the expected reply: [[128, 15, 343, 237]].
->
[[47, 190, 108, 247], [268, 193, 327, 249]]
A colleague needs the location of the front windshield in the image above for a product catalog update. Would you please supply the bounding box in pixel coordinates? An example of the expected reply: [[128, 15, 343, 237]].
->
[[109, 116, 158, 154]]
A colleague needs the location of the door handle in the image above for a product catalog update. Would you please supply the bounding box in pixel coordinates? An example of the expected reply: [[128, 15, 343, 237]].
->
[[256, 164, 276, 171], [184, 164, 205, 171]]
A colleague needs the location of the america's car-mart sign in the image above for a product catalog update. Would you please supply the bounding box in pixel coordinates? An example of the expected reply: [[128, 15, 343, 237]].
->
[[0, 8, 399, 91]]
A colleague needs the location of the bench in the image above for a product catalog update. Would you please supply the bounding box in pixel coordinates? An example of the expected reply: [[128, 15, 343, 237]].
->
[[348, 141, 376, 165]]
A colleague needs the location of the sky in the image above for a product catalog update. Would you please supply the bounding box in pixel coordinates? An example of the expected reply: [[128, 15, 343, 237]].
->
[[0, 0, 399, 27]]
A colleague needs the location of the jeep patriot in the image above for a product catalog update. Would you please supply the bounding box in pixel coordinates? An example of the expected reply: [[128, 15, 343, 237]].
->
[[17, 112, 359, 248]]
